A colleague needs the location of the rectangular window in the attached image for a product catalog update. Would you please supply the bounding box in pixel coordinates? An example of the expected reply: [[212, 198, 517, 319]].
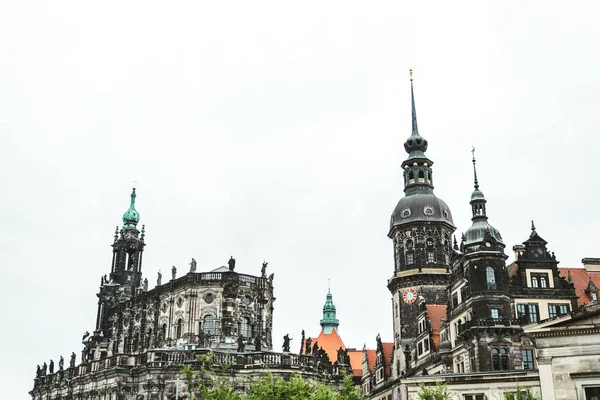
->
[[548, 304, 558, 318], [453, 293, 459, 308], [464, 396, 485, 400], [406, 253, 414, 265], [522, 349, 534, 370], [417, 342, 423, 356], [517, 304, 527, 322], [528, 304, 539, 322], [427, 252, 435, 263], [424, 338, 429, 351], [592, 292, 598, 301], [490, 308, 499, 319], [559, 304, 569, 315]]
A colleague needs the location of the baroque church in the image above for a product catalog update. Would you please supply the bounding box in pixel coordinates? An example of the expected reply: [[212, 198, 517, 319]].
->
[[30, 74, 600, 400]]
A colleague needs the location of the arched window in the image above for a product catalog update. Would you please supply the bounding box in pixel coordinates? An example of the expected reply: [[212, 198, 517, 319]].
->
[[492, 348, 509, 370], [146, 328, 152, 349], [418, 170, 425, 182], [176, 319, 183, 338], [540, 276, 548, 288], [408, 171, 415, 183], [161, 323, 167, 341], [486, 266, 497, 290], [240, 317, 250, 338], [133, 332, 139, 352], [203, 315, 215, 336]]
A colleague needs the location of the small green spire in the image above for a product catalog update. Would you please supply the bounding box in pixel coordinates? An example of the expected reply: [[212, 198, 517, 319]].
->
[[320, 288, 340, 334], [122, 188, 140, 228]]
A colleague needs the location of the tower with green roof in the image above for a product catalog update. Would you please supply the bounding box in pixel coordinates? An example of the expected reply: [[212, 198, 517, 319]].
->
[[320, 289, 340, 334], [108, 187, 146, 297]]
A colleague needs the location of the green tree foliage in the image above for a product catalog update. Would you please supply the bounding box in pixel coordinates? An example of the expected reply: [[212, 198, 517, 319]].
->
[[504, 386, 541, 400], [417, 382, 454, 400], [181, 359, 365, 400]]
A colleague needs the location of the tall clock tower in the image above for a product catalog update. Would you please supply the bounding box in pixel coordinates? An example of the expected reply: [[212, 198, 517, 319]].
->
[[387, 72, 456, 377]]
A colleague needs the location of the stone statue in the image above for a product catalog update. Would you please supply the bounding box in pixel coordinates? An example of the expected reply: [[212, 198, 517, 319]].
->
[[254, 335, 262, 352], [70, 352, 76, 368], [143, 278, 148, 292], [49, 360, 54, 374], [305, 337, 312, 355], [41, 362, 47, 376], [198, 330, 205, 347], [36, 365, 41, 378], [228, 256, 236, 271], [261, 261, 267, 278], [171, 265, 177, 280], [237, 335, 245, 352], [268, 273, 274, 284], [312, 341, 319, 356], [282, 334, 292, 352], [344, 348, 351, 365], [299, 330, 305, 354], [337, 347, 345, 363], [82, 331, 90, 342], [157, 270, 162, 286], [59, 356, 64, 371], [190, 258, 197, 273]]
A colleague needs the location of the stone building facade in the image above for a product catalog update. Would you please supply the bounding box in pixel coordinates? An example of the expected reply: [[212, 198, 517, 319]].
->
[[368, 74, 599, 400], [30, 189, 342, 400]]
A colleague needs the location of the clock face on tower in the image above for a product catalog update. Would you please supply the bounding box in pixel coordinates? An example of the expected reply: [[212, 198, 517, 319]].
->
[[403, 288, 417, 304]]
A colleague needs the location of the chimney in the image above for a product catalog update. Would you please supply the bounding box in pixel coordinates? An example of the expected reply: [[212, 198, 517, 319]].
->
[[513, 245, 525, 262], [582, 258, 600, 273]]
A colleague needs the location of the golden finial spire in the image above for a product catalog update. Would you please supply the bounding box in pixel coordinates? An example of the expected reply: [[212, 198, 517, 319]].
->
[[132, 180, 137, 190], [410, 69, 413, 81]]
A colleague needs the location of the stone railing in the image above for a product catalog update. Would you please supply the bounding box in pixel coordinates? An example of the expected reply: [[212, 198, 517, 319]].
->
[[32, 348, 347, 392]]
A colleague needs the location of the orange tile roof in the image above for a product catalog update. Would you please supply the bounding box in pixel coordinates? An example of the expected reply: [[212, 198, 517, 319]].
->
[[425, 304, 447, 349], [301, 329, 345, 366], [365, 349, 376, 372], [347, 350, 363, 377], [381, 342, 394, 377], [559, 267, 600, 306]]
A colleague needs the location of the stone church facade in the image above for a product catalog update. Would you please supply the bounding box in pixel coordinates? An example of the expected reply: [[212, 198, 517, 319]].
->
[[30, 190, 346, 400]]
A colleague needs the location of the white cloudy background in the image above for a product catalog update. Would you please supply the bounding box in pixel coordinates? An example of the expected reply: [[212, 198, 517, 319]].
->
[[1, 1, 599, 397]]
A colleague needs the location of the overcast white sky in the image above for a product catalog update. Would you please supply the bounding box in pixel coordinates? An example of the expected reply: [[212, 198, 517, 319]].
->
[[2, 1, 600, 398]]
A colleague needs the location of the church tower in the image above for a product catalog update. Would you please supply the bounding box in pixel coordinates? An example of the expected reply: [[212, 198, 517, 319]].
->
[[94, 188, 146, 335], [387, 71, 456, 377], [445, 152, 517, 373]]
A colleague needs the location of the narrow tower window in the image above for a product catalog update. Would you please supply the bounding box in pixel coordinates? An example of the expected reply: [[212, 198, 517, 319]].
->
[[486, 266, 497, 290], [408, 171, 415, 184], [418, 170, 425, 182]]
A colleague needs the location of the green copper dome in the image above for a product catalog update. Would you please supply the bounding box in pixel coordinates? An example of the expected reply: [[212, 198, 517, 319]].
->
[[122, 188, 140, 227]]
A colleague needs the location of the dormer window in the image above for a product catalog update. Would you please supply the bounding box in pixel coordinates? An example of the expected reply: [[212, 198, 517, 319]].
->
[[592, 292, 598, 301], [531, 273, 549, 289]]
